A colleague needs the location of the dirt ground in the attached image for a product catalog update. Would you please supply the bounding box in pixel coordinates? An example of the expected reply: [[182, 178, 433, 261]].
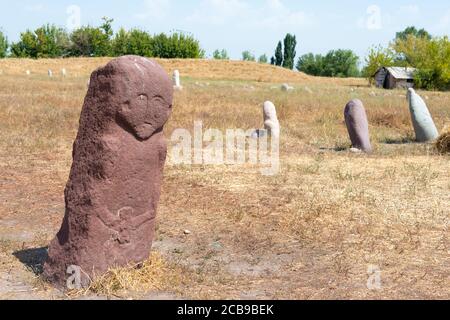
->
[[0, 58, 448, 300]]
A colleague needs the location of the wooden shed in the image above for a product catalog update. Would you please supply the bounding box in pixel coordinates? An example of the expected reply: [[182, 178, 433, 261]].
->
[[373, 67, 416, 89]]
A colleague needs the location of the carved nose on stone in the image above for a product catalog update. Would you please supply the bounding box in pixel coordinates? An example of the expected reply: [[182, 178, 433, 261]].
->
[[135, 123, 156, 140]]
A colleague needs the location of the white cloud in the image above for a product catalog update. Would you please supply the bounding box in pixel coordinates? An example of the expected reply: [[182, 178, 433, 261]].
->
[[135, 0, 171, 20], [186, 0, 249, 25], [398, 4, 420, 15], [24, 3, 45, 12], [186, 0, 314, 28], [436, 10, 450, 31], [255, 0, 315, 28]]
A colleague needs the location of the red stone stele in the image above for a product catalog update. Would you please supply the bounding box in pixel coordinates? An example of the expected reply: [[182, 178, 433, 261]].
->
[[43, 56, 173, 288]]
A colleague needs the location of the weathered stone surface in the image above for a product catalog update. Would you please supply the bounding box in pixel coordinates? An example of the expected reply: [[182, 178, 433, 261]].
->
[[407, 88, 439, 142], [263, 101, 280, 138], [281, 83, 293, 92], [344, 99, 372, 153], [43, 56, 173, 288], [173, 70, 182, 90]]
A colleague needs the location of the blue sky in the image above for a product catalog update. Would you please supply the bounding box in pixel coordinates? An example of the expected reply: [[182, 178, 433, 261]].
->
[[0, 0, 449, 62]]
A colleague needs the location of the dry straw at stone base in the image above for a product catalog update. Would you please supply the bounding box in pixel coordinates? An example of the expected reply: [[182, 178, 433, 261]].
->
[[435, 127, 450, 154]]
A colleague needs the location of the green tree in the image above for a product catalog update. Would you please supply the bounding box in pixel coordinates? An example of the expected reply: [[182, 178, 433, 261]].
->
[[152, 32, 204, 58], [296, 49, 360, 78], [213, 49, 229, 60], [112, 28, 153, 57], [11, 25, 70, 58], [10, 30, 36, 57], [128, 29, 153, 57], [282, 33, 297, 69], [362, 45, 395, 81], [69, 17, 114, 57], [321, 49, 360, 77], [258, 54, 268, 63], [111, 28, 130, 56], [395, 26, 432, 42], [0, 30, 8, 58], [394, 36, 450, 90], [242, 51, 255, 61], [69, 26, 109, 56], [296, 53, 323, 76], [274, 41, 283, 66], [270, 56, 276, 65]]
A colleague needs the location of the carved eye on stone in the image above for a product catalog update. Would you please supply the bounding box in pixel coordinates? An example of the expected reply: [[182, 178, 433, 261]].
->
[[150, 96, 168, 119], [151, 96, 165, 106]]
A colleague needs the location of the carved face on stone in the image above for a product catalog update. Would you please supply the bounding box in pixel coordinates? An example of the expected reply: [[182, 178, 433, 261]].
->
[[109, 56, 173, 140]]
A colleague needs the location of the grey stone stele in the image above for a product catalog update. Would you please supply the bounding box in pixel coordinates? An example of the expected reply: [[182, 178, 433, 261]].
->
[[344, 99, 372, 153], [407, 88, 439, 142]]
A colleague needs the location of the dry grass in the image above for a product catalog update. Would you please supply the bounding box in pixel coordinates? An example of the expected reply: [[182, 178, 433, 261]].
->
[[70, 253, 190, 299], [0, 58, 449, 300], [436, 129, 450, 154]]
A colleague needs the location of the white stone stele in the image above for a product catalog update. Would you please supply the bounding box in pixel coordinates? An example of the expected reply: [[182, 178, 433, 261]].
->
[[173, 70, 183, 91], [281, 83, 294, 92], [61, 68, 67, 77], [304, 86, 313, 94], [26, 70, 31, 76], [407, 88, 439, 142], [48, 69, 53, 77], [263, 101, 280, 138]]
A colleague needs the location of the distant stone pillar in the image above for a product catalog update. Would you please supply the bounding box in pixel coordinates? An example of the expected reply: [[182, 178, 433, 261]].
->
[[407, 88, 439, 142], [43, 56, 173, 288], [344, 99, 372, 153], [173, 70, 182, 90], [48, 70, 53, 77]]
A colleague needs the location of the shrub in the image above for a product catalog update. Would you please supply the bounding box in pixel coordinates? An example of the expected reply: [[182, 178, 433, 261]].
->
[[258, 54, 268, 63], [213, 49, 229, 60], [242, 51, 255, 61], [0, 30, 8, 58]]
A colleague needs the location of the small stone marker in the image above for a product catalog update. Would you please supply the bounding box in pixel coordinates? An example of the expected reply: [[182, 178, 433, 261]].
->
[[43, 56, 173, 288], [344, 99, 372, 153], [304, 86, 313, 94], [61, 68, 67, 77], [173, 70, 182, 91], [281, 83, 294, 92], [48, 69, 53, 77], [407, 88, 439, 142], [26, 70, 31, 76]]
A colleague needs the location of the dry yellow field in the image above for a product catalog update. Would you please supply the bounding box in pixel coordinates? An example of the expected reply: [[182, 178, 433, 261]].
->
[[0, 58, 449, 300]]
